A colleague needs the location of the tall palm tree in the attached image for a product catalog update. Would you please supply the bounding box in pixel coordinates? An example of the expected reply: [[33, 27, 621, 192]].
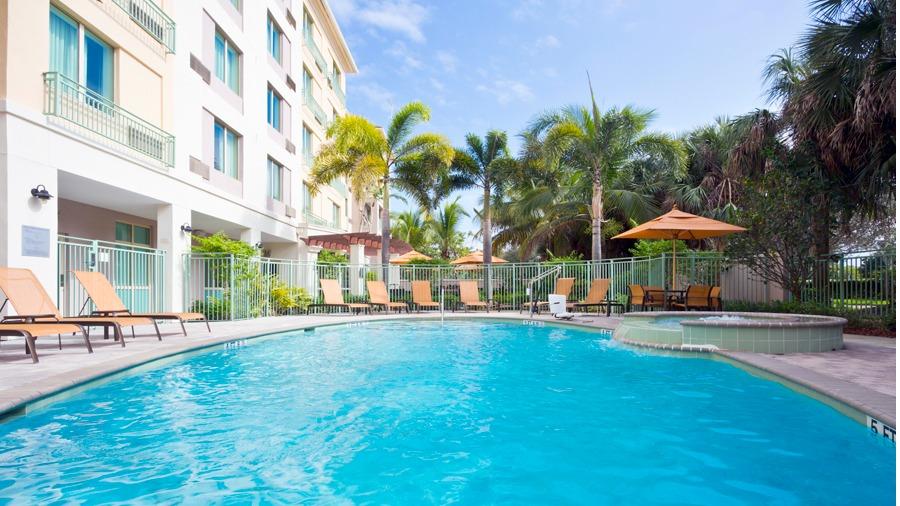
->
[[449, 130, 515, 266], [428, 198, 470, 259], [310, 102, 454, 272], [676, 117, 744, 220], [527, 82, 686, 260], [391, 210, 430, 252]]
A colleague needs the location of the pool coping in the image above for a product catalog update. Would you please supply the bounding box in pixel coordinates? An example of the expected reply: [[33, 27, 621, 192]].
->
[[0, 313, 893, 435]]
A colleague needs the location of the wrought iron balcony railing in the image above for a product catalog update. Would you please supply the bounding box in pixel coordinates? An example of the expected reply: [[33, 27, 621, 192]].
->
[[111, 0, 176, 53], [43, 72, 175, 167]]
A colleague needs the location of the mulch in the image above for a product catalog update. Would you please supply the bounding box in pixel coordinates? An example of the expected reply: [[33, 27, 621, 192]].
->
[[845, 327, 895, 338]]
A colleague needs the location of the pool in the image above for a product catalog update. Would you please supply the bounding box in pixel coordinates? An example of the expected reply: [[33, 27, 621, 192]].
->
[[0, 321, 892, 503]]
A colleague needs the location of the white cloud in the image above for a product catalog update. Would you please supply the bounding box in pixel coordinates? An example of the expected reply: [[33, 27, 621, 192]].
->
[[476, 79, 534, 105], [429, 77, 445, 92], [385, 41, 422, 71], [535, 35, 560, 49], [334, 0, 429, 42], [355, 82, 396, 113], [512, 0, 544, 20], [436, 51, 458, 73]]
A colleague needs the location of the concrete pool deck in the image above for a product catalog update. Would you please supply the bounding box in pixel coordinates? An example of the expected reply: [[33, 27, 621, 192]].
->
[[0, 312, 894, 430]]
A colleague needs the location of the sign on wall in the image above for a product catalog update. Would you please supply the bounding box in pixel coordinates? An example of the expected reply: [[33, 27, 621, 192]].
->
[[21, 226, 50, 258]]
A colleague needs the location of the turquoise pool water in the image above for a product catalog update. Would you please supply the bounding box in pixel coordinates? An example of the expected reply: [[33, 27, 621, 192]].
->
[[0, 321, 893, 503]]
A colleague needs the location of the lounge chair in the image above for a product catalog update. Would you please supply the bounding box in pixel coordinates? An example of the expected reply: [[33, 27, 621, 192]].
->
[[0, 322, 90, 363], [709, 286, 722, 311], [73, 271, 209, 335], [0, 267, 159, 346], [411, 280, 441, 312], [306, 279, 370, 315], [521, 277, 575, 314], [366, 280, 409, 313], [671, 285, 712, 311], [458, 280, 489, 312], [571, 279, 618, 315], [627, 285, 664, 311]]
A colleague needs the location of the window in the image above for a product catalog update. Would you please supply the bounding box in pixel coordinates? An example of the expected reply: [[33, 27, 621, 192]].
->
[[267, 16, 282, 63], [332, 203, 340, 228], [302, 125, 313, 167], [303, 67, 313, 100], [332, 63, 341, 89], [213, 121, 239, 178], [303, 184, 312, 212], [228, 0, 240, 10], [215, 30, 240, 94], [50, 7, 114, 99], [267, 86, 282, 131], [303, 9, 314, 38], [267, 158, 283, 201], [115, 222, 151, 246]]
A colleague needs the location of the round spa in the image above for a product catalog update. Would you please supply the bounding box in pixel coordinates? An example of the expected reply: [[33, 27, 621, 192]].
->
[[613, 312, 847, 353]]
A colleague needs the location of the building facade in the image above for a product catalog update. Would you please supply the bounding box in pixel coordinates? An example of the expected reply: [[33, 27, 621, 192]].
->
[[0, 0, 360, 313]]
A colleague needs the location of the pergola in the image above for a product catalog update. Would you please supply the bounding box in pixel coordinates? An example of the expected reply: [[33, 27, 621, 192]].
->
[[306, 233, 412, 257]]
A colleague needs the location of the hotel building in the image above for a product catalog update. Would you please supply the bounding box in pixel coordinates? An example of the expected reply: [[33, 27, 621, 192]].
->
[[0, 0, 373, 314]]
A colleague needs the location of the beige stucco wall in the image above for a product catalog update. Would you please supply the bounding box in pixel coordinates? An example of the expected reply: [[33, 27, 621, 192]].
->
[[58, 198, 157, 246]]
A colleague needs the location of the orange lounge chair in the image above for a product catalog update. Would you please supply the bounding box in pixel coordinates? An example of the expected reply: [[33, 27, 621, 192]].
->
[[0, 323, 90, 363], [0, 267, 159, 346], [306, 279, 370, 315], [709, 286, 722, 311], [73, 271, 209, 335], [671, 285, 713, 311], [522, 277, 575, 314], [571, 279, 617, 315], [628, 285, 665, 311], [366, 280, 409, 313], [411, 280, 440, 312], [458, 280, 489, 312]]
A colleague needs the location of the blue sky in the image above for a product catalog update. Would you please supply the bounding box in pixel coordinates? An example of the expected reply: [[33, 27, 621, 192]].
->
[[330, 0, 811, 243]]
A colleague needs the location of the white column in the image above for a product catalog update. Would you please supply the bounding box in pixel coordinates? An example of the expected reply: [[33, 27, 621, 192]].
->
[[157, 204, 191, 312], [298, 242, 321, 294], [0, 154, 59, 305], [349, 243, 365, 295], [241, 228, 262, 249]]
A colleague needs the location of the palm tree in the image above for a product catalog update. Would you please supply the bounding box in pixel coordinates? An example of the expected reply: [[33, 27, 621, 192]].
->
[[309, 102, 455, 272], [676, 117, 744, 220], [527, 82, 686, 260], [428, 198, 470, 259], [391, 210, 430, 252], [450, 130, 515, 265]]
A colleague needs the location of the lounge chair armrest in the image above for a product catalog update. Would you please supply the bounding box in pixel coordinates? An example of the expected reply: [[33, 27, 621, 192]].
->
[[3, 314, 59, 323]]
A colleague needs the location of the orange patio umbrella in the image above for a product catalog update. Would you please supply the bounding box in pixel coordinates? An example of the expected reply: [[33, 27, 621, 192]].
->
[[389, 250, 432, 264], [450, 251, 509, 266], [612, 205, 746, 288]]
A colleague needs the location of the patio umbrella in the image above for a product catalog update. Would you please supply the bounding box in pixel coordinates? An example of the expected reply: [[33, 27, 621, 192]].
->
[[450, 251, 509, 266], [389, 250, 432, 264], [612, 205, 746, 288]]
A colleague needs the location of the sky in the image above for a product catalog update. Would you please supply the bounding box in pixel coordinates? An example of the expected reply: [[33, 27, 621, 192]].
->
[[330, 0, 812, 244]]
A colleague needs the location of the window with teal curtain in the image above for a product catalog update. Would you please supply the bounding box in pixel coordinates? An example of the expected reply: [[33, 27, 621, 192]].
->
[[267, 159, 282, 201], [213, 121, 239, 179], [49, 7, 78, 81], [215, 31, 240, 94], [303, 68, 313, 100], [84, 31, 113, 100], [303, 184, 312, 212], [267, 17, 281, 63], [302, 125, 313, 167], [267, 87, 281, 131]]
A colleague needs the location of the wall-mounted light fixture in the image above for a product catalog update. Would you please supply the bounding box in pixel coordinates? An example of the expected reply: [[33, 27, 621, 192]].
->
[[255, 242, 263, 249], [180, 223, 193, 233], [30, 185, 53, 201]]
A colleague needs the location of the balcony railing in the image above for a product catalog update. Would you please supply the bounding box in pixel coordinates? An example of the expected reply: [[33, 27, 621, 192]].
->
[[330, 178, 347, 197], [44, 72, 175, 167], [111, 0, 176, 53], [305, 209, 340, 230], [330, 70, 346, 105], [304, 92, 327, 126], [304, 30, 327, 72]]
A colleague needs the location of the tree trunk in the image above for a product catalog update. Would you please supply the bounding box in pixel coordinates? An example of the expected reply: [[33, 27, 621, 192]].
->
[[381, 178, 391, 281], [591, 181, 603, 261], [811, 192, 831, 300], [483, 184, 492, 302]]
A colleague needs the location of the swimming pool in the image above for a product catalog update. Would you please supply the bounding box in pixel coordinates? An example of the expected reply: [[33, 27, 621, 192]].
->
[[0, 321, 893, 503]]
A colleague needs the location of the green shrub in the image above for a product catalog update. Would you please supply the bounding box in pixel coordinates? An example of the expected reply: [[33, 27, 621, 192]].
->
[[723, 300, 894, 330]]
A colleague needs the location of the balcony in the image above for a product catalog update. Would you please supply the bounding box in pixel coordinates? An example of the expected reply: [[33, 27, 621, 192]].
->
[[43, 72, 175, 167], [304, 92, 328, 126], [111, 0, 176, 53], [305, 209, 340, 230], [330, 178, 347, 197], [330, 70, 346, 106], [303, 30, 327, 72]]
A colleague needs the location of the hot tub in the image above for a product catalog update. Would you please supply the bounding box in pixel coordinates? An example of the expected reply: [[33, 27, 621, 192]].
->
[[613, 312, 846, 353]]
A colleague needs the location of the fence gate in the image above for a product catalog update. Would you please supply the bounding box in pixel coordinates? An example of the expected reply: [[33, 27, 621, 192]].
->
[[58, 236, 166, 316]]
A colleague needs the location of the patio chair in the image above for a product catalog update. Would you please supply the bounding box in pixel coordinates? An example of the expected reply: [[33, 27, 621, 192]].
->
[[0, 267, 159, 347], [73, 271, 210, 335], [366, 280, 409, 313], [306, 279, 370, 315], [571, 279, 618, 315], [671, 285, 713, 311], [0, 322, 91, 363], [411, 280, 441, 312], [709, 286, 722, 311], [627, 285, 664, 311], [521, 277, 575, 314], [458, 280, 489, 312]]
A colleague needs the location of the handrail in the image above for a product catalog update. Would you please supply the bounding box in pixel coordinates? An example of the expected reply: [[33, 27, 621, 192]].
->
[[304, 91, 327, 126], [111, 0, 176, 53], [304, 30, 326, 71], [527, 265, 562, 318]]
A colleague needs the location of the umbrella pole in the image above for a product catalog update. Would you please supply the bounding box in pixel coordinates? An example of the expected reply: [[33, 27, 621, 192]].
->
[[671, 239, 676, 289]]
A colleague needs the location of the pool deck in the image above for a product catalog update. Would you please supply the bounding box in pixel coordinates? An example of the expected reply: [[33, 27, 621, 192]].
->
[[0, 312, 894, 429]]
